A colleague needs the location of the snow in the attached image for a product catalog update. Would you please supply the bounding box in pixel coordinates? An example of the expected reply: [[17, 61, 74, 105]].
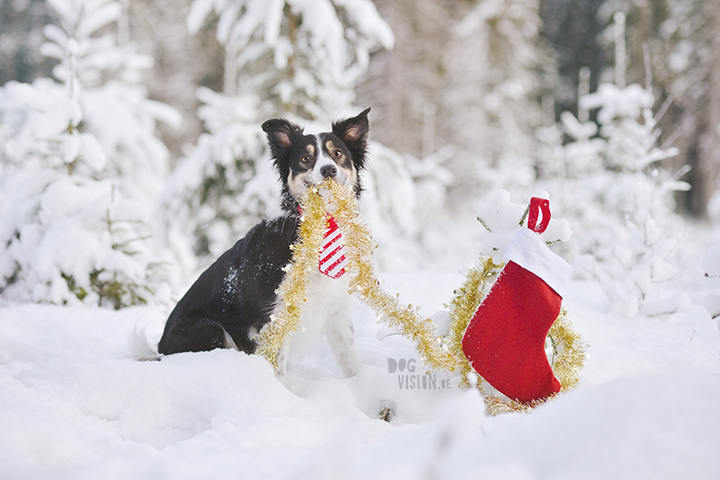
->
[[1, 271, 719, 480], [702, 244, 720, 319], [475, 189, 572, 265], [703, 243, 720, 278]]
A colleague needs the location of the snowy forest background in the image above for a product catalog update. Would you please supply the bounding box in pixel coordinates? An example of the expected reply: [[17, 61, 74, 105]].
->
[[0, 0, 719, 318]]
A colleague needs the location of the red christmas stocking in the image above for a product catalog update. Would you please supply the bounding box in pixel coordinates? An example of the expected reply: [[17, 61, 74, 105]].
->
[[462, 198, 572, 404]]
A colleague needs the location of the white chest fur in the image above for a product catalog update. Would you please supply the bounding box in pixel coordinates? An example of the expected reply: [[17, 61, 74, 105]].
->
[[273, 271, 361, 378]]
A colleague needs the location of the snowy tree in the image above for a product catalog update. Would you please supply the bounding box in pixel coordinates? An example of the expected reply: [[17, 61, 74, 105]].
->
[[161, 0, 433, 268], [358, 142, 460, 270], [158, 86, 275, 261], [122, 0, 221, 161], [554, 80, 690, 317], [0, 0, 179, 308], [531, 9, 700, 317], [441, 0, 557, 204], [596, 0, 720, 218], [355, 0, 470, 159], [185, 0, 394, 121]]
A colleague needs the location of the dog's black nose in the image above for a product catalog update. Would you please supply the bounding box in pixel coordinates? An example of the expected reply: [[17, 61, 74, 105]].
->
[[320, 164, 337, 179]]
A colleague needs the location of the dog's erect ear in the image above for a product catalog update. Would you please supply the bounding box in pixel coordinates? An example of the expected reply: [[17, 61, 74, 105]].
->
[[332, 108, 370, 169], [262, 118, 303, 160]]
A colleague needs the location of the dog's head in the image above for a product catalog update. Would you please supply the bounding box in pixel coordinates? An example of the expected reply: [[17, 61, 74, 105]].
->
[[262, 108, 370, 213]]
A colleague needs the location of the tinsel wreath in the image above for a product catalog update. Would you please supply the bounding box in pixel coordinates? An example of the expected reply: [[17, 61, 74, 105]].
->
[[444, 258, 587, 415], [255, 180, 456, 372]]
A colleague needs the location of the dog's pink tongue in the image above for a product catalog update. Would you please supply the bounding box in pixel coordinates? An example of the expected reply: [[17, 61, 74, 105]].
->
[[318, 215, 348, 279]]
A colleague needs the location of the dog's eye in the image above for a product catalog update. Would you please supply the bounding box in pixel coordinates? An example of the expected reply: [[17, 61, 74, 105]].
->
[[301, 155, 310, 164], [333, 149, 343, 158]]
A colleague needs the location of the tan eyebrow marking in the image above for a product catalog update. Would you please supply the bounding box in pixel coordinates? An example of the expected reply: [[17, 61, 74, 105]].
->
[[306, 144, 315, 156], [325, 140, 345, 158]]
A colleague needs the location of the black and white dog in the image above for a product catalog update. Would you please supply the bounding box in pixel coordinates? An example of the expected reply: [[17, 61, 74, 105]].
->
[[157, 109, 371, 379]]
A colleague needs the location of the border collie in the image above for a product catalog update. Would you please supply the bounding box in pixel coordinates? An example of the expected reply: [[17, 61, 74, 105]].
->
[[157, 108, 371, 379]]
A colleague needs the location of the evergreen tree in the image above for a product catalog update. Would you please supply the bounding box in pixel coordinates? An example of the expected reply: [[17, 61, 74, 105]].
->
[[0, 0, 179, 308], [441, 0, 557, 202], [535, 7, 702, 316], [554, 80, 690, 316], [161, 0, 427, 269], [597, 0, 719, 218]]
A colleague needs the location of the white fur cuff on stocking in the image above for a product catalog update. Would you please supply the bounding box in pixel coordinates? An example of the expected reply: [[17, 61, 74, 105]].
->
[[504, 227, 572, 297]]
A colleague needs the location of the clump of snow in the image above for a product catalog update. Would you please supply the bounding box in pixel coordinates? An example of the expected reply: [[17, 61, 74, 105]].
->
[[0, 171, 166, 307], [581, 83, 653, 127], [475, 189, 571, 264]]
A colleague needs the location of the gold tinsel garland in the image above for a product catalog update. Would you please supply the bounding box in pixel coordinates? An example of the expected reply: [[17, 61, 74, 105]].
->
[[256, 180, 456, 372], [254, 185, 329, 370], [326, 182, 457, 372], [256, 180, 586, 413], [444, 256, 504, 387]]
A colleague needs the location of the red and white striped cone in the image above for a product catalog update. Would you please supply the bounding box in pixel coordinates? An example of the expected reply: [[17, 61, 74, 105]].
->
[[318, 215, 348, 279]]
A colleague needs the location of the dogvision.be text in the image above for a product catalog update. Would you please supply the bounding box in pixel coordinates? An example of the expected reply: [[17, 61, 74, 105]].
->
[[388, 358, 453, 390]]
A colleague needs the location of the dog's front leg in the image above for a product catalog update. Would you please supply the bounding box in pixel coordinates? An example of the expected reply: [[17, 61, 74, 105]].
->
[[324, 310, 362, 377]]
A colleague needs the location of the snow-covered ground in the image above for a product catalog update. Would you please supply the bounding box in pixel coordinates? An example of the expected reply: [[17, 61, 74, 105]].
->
[[1, 269, 719, 480]]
